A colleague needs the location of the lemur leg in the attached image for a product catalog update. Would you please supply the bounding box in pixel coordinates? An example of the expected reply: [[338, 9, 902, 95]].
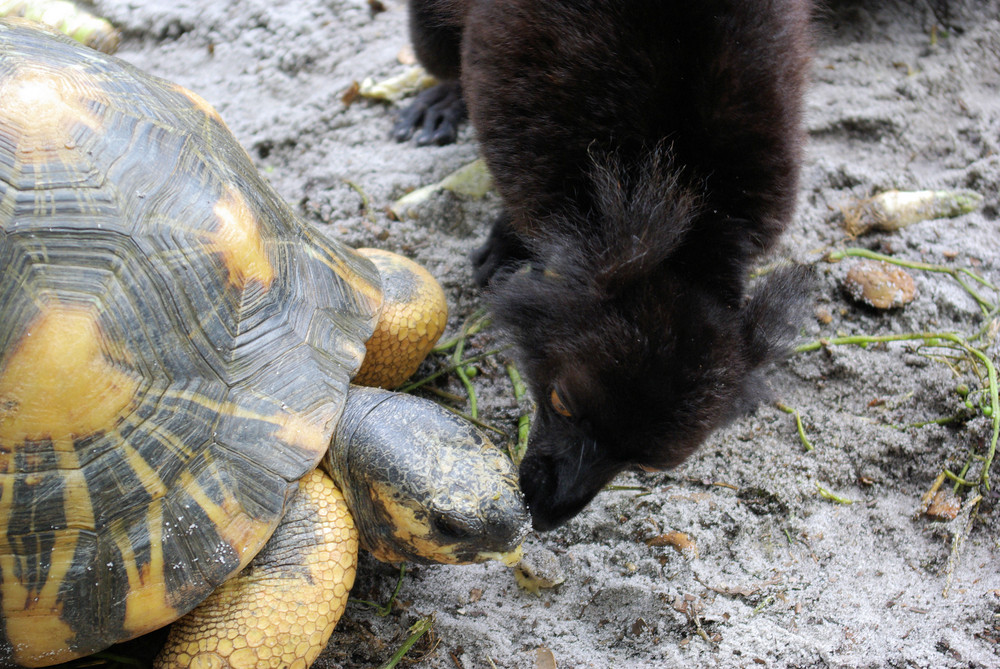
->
[[392, 0, 467, 145], [471, 211, 532, 287]]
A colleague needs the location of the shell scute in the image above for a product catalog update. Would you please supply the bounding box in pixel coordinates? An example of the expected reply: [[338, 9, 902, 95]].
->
[[206, 186, 275, 290], [0, 61, 107, 175]]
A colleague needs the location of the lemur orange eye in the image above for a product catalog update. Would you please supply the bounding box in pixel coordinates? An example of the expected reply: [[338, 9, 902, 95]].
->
[[550, 388, 572, 417]]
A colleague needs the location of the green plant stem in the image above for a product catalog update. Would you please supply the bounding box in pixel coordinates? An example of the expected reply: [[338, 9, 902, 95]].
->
[[750, 595, 776, 616], [970, 311, 1000, 343], [958, 341, 998, 491], [343, 179, 378, 226], [506, 363, 531, 463], [378, 615, 435, 669], [776, 402, 814, 452], [943, 468, 980, 488], [796, 331, 998, 492], [424, 309, 493, 417], [796, 331, 953, 353], [432, 308, 490, 353], [605, 485, 650, 492], [903, 414, 965, 429], [351, 564, 407, 616], [451, 317, 476, 417], [398, 348, 504, 393], [436, 402, 506, 438], [455, 364, 478, 419], [421, 386, 466, 403], [815, 483, 854, 505]]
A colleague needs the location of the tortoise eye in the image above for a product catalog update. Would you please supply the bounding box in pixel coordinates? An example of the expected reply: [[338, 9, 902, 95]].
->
[[549, 388, 572, 417]]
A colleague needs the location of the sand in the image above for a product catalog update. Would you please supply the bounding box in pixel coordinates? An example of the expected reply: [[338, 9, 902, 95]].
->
[[69, 0, 1000, 666]]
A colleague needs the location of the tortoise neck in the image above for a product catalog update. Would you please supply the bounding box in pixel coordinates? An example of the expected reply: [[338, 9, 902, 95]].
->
[[326, 385, 395, 489]]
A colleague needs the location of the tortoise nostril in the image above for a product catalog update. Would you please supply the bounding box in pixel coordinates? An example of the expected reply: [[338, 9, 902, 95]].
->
[[432, 513, 477, 541]]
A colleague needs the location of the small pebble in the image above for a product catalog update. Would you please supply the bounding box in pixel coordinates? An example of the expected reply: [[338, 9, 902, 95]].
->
[[842, 260, 916, 309]]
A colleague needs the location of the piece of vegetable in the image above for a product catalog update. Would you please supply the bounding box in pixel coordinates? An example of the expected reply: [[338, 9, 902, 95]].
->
[[0, 0, 120, 53], [359, 66, 437, 102], [391, 158, 493, 219], [514, 545, 565, 595], [843, 189, 983, 236]]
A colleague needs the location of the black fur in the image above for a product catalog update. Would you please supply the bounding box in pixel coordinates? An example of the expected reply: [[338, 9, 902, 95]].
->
[[400, 0, 813, 529]]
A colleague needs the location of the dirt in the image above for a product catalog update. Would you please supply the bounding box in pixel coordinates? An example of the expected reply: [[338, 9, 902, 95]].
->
[[76, 0, 1000, 666]]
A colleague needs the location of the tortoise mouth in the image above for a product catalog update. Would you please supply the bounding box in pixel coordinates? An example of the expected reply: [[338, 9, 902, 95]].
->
[[437, 518, 530, 565], [413, 540, 526, 567], [358, 527, 527, 566], [482, 545, 525, 567]]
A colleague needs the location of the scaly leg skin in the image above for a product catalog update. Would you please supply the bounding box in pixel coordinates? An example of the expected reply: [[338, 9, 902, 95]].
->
[[471, 211, 532, 287], [154, 469, 358, 669], [391, 80, 467, 146], [352, 247, 448, 389]]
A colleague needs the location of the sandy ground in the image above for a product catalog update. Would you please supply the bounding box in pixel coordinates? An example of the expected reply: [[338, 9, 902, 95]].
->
[[54, 0, 1000, 667]]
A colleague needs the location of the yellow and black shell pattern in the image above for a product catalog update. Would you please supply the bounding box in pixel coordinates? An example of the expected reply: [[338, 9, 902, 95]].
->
[[0, 19, 382, 667]]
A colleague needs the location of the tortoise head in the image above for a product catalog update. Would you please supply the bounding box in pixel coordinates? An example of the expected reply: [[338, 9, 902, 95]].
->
[[326, 386, 529, 565]]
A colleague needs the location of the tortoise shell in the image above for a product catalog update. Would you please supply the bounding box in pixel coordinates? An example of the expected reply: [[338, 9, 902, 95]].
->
[[0, 18, 382, 666]]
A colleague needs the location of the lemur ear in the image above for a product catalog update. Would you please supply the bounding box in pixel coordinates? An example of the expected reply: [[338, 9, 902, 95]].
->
[[716, 265, 811, 422], [740, 264, 812, 368], [661, 216, 762, 303]]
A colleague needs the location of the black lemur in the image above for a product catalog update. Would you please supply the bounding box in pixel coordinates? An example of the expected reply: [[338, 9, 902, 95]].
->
[[394, 0, 813, 530]]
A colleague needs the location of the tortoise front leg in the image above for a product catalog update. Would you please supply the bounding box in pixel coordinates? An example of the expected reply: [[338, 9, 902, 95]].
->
[[352, 247, 448, 390], [154, 469, 358, 669]]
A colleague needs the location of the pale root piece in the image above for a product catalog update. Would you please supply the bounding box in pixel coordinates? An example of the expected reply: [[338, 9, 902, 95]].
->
[[154, 470, 359, 669], [843, 189, 983, 236], [353, 248, 447, 389], [0, 2, 120, 53], [390, 158, 494, 220], [359, 65, 436, 102]]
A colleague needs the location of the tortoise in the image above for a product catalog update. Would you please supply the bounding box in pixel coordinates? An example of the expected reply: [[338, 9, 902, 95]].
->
[[0, 18, 529, 668]]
